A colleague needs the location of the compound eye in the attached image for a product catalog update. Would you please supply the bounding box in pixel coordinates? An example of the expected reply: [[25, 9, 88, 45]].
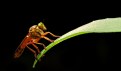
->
[[38, 22, 43, 26], [38, 23, 47, 30]]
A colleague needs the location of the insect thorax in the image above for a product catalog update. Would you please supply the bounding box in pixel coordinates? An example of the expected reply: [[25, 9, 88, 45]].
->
[[29, 25, 44, 38]]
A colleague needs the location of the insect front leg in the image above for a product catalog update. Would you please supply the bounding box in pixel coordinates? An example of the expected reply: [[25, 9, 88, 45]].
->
[[42, 32, 60, 37], [41, 36, 54, 42]]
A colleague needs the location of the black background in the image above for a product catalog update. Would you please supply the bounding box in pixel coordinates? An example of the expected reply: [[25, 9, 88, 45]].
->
[[1, 2, 121, 71]]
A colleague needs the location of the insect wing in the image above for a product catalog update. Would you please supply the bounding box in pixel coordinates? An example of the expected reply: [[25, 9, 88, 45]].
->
[[14, 34, 31, 58]]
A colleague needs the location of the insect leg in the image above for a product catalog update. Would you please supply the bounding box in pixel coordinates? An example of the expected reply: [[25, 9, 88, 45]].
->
[[31, 43, 40, 54], [31, 43, 45, 61], [26, 45, 37, 59], [42, 32, 60, 37], [35, 43, 46, 49], [42, 36, 54, 42]]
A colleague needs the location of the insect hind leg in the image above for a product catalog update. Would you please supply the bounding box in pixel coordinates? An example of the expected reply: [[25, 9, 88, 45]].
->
[[26, 45, 37, 59], [31, 43, 40, 54]]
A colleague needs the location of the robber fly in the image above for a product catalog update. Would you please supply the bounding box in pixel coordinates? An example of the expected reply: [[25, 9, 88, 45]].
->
[[14, 22, 60, 59]]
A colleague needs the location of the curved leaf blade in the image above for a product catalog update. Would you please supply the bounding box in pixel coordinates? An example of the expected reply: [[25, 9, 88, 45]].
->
[[33, 17, 121, 68]]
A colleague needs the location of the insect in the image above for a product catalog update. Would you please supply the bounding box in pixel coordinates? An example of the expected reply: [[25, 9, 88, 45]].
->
[[14, 22, 60, 59]]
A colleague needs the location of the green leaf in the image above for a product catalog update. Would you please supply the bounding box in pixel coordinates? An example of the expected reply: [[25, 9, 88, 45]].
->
[[33, 17, 121, 68]]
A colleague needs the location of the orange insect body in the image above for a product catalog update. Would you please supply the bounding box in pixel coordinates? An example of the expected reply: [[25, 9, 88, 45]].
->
[[14, 35, 31, 58], [20, 35, 32, 48], [14, 22, 60, 59]]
